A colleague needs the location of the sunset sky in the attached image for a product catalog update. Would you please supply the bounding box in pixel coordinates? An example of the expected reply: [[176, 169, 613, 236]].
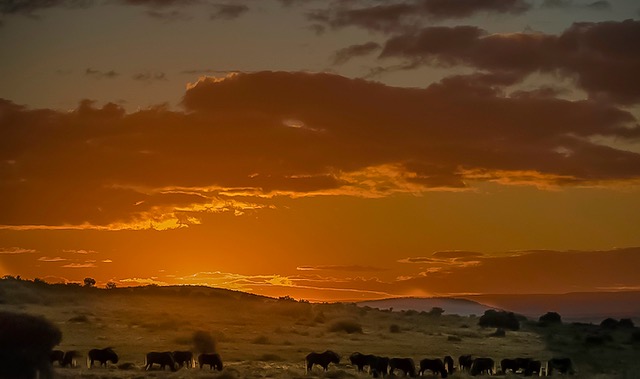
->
[[1, 0, 640, 301]]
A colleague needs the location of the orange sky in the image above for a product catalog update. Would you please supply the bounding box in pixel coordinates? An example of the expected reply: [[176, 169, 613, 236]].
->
[[1, 0, 640, 301]]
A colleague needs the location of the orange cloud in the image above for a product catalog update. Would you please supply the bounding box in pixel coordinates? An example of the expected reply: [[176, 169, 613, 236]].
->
[[1, 71, 638, 229]]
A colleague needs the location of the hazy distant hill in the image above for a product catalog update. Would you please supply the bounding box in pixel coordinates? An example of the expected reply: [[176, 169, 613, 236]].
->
[[357, 297, 494, 316], [464, 291, 640, 322]]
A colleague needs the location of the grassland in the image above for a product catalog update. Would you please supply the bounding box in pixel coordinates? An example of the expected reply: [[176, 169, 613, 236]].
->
[[1, 279, 638, 378]]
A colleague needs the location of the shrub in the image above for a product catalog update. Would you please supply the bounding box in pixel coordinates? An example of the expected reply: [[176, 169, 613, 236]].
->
[[539, 312, 562, 325], [193, 330, 216, 353], [447, 335, 462, 342], [600, 318, 619, 329], [0, 311, 62, 379], [252, 335, 270, 344], [428, 307, 445, 317], [631, 330, 640, 343], [478, 310, 520, 331], [328, 320, 363, 334], [68, 314, 90, 323], [490, 328, 506, 337], [314, 311, 326, 324], [619, 318, 635, 328], [389, 324, 401, 333]]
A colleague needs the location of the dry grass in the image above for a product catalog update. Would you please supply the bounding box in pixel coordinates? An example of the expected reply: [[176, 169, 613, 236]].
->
[[2, 279, 636, 378]]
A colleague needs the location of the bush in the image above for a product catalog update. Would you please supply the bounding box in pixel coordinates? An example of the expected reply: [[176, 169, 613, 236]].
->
[[389, 324, 401, 333], [478, 310, 520, 331], [328, 320, 363, 334], [252, 335, 270, 344], [193, 330, 216, 353], [428, 307, 445, 317], [490, 328, 506, 337], [539, 312, 562, 325], [68, 314, 90, 323], [447, 335, 462, 342], [631, 330, 640, 343], [600, 318, 619, 329], [0, 311, 62, 378], [619, 318, 635, 328]]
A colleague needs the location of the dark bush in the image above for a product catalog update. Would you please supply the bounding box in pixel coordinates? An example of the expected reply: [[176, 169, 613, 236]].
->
[[619, 318, 635, 328], [478, 310, 520, 331], [68, 314, 90, 323], [447, 335, 462, 342], [389, 324, 401, 333], [490, 328, 506, 337], [600, 318, 619, 329], [0, 311, 62, 379], [631, 330, 640, 343], [539, 312, 562, 325], [585, 334, 610, 346], [328, 320, 363, 334], [428, 307, 445, 317], [193, 330, 217, 353]]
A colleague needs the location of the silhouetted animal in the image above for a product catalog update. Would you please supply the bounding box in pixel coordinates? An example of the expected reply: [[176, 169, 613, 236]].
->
[[501, 358, 532, 374], [525, 360, 542, 376], [349, 352, 376, 372], [50, 350, 64, 366], [62, 351, 80, 368], [470, 357, 494, 376], [389, 357, 417, 377], [88, 347, 118, 368], [370, 356, 389, 378], [306, 350, 340, 372], [145, 351, 176, 371], [419, 358, 448, 377], [198, 353, 223, 370], [173, 350, 193, 368], [444, 356, 454, 374], [548, 358, 575, 375], [459, 355, 473, 371]]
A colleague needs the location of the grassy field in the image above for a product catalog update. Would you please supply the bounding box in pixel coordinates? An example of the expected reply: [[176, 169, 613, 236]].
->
[[1, 279, 638, 378]]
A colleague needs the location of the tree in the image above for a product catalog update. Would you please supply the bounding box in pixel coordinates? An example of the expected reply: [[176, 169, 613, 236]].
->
[[105, 281, 117, 289], [539, 311, 562, 326], [83, 277, 96, 288], [478, 310, 520, 331], [428, 307, 445, 317]]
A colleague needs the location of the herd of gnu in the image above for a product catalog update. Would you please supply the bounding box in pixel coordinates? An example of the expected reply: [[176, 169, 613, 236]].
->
[[50, 347, 575, 376]]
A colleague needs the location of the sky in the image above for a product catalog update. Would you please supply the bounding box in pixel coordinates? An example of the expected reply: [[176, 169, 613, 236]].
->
[[1, 0, 640, 302]]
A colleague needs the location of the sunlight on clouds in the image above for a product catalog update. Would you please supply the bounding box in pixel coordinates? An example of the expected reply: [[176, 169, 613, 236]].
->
[[62, 263, 97, 268], [185, 73, 239, 90], [0, 247, 36, 254]]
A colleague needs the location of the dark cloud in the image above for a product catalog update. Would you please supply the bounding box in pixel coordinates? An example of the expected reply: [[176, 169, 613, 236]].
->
[[0, 0, 91, 16], [1, 71, 639, 228], [586, 0, 611, 10], [395, 247, 640, 294], [332, 41, 381, 65], [85, 68, 119, 79], [380, 19, 640, 104], [210, 4, 249, 20], [132, 71, 167, 82], [308, 0, 531, 33], [145, 9, 192, 21]]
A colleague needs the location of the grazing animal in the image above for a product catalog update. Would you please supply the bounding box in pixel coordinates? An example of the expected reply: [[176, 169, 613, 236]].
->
[[525, 360, 542, 376], [459, 355, 473, 371], [198, 353, 223, 371], [502, 358, 532, 374], [444, 356, 454, 374], [470, 357, 494, 376], [173, 350, 194, 368], [370, 356, 390, 378], [349, 352, 376, 372], [62, 351, 80, 368], [389, 357, 417, 377], [419, 358, 448, 377], [306, 350, 340, 372], [548, 358, 575, 375], [145, 351, 176, 371], [50, 350, 64, 366], [88, 347, 118, 368]]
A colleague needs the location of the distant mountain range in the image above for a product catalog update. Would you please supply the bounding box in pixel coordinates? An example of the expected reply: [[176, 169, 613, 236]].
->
[[358, 291, 640, 323]]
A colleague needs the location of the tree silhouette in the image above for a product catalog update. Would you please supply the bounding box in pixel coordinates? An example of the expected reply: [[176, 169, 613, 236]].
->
[[83, 277, 96, 288], [105, 281, 117, 289]]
